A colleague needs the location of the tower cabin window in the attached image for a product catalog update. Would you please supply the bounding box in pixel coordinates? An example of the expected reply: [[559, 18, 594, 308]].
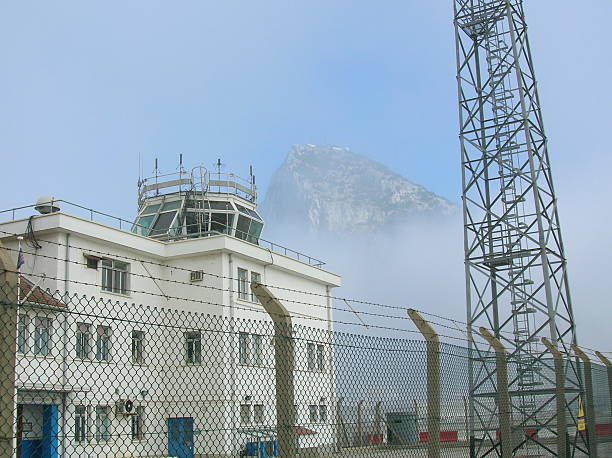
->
[[210, 213, 234, 235]]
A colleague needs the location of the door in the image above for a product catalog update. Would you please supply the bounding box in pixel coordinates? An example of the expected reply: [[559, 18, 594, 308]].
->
[[17, 404, 58, 458], [168, 417, 194, 458]]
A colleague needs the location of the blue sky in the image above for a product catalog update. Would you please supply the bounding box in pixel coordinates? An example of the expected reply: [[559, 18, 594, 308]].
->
[[1, 2, 611, 347], [0, 2, 609, 213]]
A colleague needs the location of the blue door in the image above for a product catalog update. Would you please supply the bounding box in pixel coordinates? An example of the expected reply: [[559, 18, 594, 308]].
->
[[168, 417, 194, 458], [18, 404, 58, 458]]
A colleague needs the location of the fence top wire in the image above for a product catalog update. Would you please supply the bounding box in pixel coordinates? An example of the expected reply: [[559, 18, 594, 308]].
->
[[0, 273, 478, 346], [1, 227, 609, 356], [8, 298, 460, 358], [2, 273, 604, 367], [1, 288, 531, 363]]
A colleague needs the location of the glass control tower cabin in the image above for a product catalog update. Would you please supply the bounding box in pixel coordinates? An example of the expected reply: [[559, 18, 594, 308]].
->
[[132, 163, 264, 244]]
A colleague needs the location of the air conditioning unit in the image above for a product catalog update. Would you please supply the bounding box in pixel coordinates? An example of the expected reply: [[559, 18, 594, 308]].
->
[[115, 399, 136, 416], [190, 270, 204, 282]]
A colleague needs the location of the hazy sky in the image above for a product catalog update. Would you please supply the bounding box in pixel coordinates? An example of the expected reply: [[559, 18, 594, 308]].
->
[[1, 2, 611, 349]]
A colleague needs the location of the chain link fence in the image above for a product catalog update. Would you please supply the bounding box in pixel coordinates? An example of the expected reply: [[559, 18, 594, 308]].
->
[[0, 280, 610, 457]]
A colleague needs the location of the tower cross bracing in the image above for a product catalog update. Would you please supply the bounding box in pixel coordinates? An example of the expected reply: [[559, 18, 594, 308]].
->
[[453, 0, 585, 455]]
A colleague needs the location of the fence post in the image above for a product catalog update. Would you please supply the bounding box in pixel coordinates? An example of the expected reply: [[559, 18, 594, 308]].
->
[[594, 351, 612, 420], [336, 397, 347, 450], [357, 400, 364, 447], [251, 282, 297, 457], [462, 396, 469, 445], [572, 344, 598, 458], [479, 327, 512, 458], [407, 309, 440, 458], [375, 401, 382, 442], [541, 337, 567, 458], [0, 241, 17, 458]]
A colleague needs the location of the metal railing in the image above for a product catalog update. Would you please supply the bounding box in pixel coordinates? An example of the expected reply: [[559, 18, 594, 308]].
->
[[0, 200, 326, 268]]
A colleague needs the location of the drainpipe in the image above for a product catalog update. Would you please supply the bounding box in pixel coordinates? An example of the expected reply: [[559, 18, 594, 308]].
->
[[228, 253, 237, 453], [61, 233, 70, 457], [0, 240, 18, 458], [326, 285, 337, 453]]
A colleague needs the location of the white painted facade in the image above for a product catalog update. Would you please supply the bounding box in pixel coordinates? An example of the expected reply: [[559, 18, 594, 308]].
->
[[0, 210, 341, 457]]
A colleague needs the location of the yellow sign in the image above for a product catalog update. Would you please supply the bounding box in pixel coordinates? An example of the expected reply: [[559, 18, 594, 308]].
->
[[577, 397, 586, 432]]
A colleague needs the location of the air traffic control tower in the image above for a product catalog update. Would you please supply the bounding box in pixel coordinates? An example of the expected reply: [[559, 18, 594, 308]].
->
[[132, 162, 264, 244]]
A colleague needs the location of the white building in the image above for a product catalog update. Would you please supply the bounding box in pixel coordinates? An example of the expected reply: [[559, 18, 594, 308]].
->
[[0, 166, 341, 458]]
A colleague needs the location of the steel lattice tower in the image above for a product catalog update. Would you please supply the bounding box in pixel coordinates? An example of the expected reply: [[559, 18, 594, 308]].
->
[[453, 1, 585, 456]]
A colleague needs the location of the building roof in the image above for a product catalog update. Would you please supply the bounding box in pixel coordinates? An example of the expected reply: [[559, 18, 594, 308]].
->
[[0, 212, 341, 287], [20, 276, 66, 308]]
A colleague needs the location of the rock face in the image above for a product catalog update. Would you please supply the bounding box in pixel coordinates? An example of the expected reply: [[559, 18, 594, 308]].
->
[[261, 145, 456, 234]]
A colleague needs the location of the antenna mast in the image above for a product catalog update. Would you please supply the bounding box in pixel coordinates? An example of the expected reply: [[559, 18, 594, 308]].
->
[[453, 1, 582, 456]]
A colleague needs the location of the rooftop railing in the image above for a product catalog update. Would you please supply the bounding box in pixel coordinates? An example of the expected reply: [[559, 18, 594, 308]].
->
[[138, 168, 257, 206], [0, 200, 325, 268]]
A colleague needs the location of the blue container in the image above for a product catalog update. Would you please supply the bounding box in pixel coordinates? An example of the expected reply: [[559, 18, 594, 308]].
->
[[244, 440, 278, 457]]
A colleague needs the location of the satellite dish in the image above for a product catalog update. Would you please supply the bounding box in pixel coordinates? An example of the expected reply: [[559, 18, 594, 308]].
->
[[35, 196, 60, 214]]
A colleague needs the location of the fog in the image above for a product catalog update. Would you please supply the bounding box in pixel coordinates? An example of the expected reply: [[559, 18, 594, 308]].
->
[[263, 158, 612, 354]]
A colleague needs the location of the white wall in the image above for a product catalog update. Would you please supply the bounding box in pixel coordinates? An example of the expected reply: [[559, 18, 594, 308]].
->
[[1, 214, 341, 456]]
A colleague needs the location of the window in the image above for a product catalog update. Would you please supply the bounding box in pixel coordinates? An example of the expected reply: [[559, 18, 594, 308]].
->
[[210, 212, 234, 234], [236, 215, 251, 241], [247, 220, 264, 244], [209, 201, 233, 210], [95, 326, 111, 361], [133, 214, 155, 236], [239, 332, 249, 365], [75, 405, 87, 442], [85, 255, 99, 269], [149, 211, 177, 236], [309, 405, 318, 424], [254, 404, 264, 425], [237, 268, 261, 302], [131, 406, 144, 440], [185, 331, 201, 364], [252, 334, 263, 366], [131, 330, 144, 364], [95, 406, 111, 442], [239, 333, 263, 366], [76, 322, 91, 359], [17, 314, 29, 353], [33, 317, 51, 356], [317, 344, 325, 371], [161, 200, 182, 211], [319, 404, 327, 423], [240, 404, 251, 425], [101, 259, 129, 295], [250, 272, 261, 302], [307, 343, 325, 371], [237, 268, 248, 300]]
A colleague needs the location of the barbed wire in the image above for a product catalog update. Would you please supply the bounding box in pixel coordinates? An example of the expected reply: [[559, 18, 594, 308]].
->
[[1, 245, 421, 327], [2, 270, 481, 345], [0, 228, 608, 357], [11, 299, 454, 357], [7, 245, 608, 358], [4, 271, 606, 364]]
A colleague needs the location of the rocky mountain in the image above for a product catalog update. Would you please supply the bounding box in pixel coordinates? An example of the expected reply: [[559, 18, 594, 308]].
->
[[261, 145, 456, 234]]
